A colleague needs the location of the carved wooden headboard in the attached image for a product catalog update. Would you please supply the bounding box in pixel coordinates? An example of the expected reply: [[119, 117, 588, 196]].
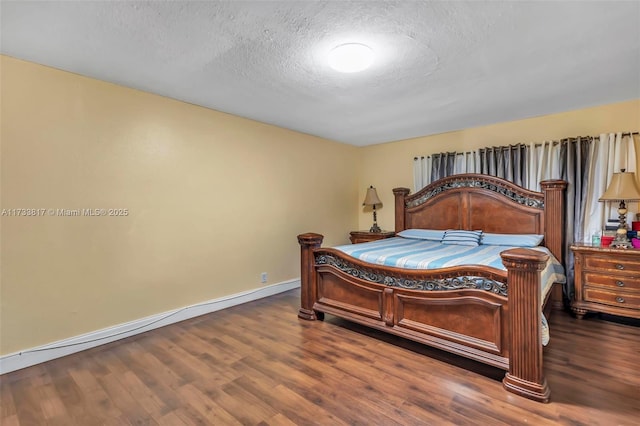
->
[[393, 174, 567, 263]]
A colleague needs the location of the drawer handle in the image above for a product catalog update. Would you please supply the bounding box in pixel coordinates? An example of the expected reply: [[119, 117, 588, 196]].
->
[[615, 264, 624, 270], [616, 297, 625, 303], [616, 280, 625, 287]]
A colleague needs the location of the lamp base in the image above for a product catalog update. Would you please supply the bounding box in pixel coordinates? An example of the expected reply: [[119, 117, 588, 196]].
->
[[608, 201, 632, 248], [369, 224, 381, 233]]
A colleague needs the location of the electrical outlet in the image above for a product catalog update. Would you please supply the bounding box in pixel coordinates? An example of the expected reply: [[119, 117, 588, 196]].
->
[[260, 272, 267, 283]]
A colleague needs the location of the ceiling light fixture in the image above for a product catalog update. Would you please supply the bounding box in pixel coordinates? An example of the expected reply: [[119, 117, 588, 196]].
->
[[328, 43, 374, 73]]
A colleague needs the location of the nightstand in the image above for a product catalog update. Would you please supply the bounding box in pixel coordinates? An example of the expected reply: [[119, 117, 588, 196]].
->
[[349, 230, 395, 244], [571, 243, 640, 320]]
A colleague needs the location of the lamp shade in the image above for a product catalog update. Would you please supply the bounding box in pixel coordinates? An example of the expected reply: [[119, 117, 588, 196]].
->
[[599, 171, 640, 201], [362, 186, 382, 206]]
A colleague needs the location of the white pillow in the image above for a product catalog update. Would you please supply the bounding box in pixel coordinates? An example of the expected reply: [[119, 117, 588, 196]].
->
[[481, 233, 544, 247], [441, 230, 483, 246], [397, 229, 445, 241]]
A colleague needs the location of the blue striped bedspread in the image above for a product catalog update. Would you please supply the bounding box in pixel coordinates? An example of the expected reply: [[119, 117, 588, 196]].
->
[[333, 237, 565, 297]]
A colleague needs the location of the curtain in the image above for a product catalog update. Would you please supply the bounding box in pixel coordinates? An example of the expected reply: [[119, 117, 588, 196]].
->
[[477, 144, 528, 186], [454, 151, 478, 174], [431, 152, 456, 182], [583, 133, 638, 240], [527, 141, 562, 191], [411, 132, 638, 304], [413, 152, 478, 192], [559, 137, 593, 300], [413, 156, 432, 192], [413, 142, 562, 192]]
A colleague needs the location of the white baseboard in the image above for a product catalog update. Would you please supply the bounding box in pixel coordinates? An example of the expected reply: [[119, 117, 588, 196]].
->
[[0, 279, 300, 375]]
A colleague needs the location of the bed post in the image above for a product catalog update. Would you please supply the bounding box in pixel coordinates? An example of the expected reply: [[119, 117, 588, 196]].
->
[[393, 187, 410, 233], [501, 248, 551, 403], [540, 180, 567, 312], [297, 233, 323, 321], [539, 180, 567, 265]]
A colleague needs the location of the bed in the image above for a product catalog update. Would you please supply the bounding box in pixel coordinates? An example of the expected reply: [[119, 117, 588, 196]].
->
[[297, 174, 567, 403]]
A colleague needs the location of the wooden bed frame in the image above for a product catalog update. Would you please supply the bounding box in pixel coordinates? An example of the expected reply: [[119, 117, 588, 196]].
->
[[297, 174, 567, 402]]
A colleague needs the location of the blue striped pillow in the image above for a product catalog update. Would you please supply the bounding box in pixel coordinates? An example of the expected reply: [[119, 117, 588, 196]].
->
[[397, 229, 445, 241], [441, 230, 483, 246]]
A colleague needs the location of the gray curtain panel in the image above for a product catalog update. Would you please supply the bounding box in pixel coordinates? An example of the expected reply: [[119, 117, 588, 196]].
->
[[560, 137, 593, 302], [479, 144, 528, 186], [431, 152, 456, 181]]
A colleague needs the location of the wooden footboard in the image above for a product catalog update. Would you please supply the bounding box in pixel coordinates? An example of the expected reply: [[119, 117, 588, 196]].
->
[[298, 236, 552, 402]]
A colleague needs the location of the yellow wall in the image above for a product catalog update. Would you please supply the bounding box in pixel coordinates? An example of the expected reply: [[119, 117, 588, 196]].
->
[[358, 100, 640, 230], [0, 56, 359, 355]]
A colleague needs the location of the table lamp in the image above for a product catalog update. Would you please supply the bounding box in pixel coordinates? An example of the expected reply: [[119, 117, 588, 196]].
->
[[599, 169, 640, 248], [363, 186, 382, 233]]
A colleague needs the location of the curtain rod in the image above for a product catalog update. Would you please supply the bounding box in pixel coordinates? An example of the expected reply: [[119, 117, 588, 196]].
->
[[413, 131, 639, 160]]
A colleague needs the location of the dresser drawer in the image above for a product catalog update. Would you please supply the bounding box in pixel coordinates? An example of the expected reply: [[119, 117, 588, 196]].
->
[[584, 288, 640, 309], [584, 256, 640, 273], [584, 273, 640, 291]]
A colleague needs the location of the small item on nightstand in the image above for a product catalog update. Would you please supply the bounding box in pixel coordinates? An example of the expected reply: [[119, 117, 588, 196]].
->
[[604, 220, 619, 231], [600, 236, 614, 247], [591, 232, 601, 246], [632, 238, 640, 248]]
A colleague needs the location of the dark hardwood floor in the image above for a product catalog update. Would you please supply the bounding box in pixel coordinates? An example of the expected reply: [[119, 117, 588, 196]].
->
[[2, 288, 639, 425]]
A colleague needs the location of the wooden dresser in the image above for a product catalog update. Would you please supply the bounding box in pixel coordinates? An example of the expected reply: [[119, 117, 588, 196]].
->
[[571, 243, 640, 319], [349, 230, 395, 244]]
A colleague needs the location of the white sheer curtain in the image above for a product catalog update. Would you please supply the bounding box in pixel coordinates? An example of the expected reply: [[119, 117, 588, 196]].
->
[[413, 156, 432, 192], [526, 141, 562, 191], [453, 151, 479, 174], [583, 133, 638, 241]]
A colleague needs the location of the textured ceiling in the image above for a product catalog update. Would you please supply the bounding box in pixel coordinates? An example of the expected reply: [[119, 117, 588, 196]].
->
[[2, 1, 639, 146]]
